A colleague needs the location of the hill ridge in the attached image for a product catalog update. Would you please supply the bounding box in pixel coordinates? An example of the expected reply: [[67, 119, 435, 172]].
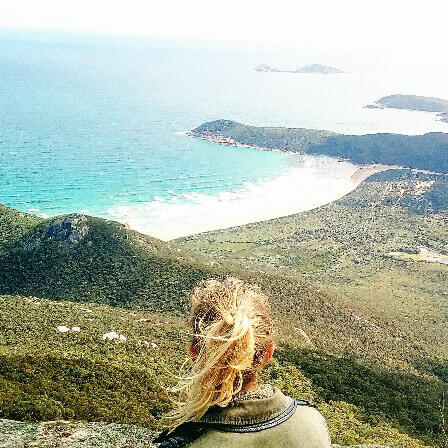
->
[[188, 119, 448, 173]]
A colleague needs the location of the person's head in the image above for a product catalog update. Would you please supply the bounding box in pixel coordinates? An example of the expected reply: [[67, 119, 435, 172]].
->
[[169, 277, 274, 426]]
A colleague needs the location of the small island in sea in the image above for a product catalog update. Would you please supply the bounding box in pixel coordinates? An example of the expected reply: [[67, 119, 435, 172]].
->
[[365, 94, 448, 123], [255, 63, 346, 74]]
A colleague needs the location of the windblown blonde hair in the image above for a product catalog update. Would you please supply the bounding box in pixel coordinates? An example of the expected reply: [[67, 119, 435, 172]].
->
[[167, 277, 273, 427]]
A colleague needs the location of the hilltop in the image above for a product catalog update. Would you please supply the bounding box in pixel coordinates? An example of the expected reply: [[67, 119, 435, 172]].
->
[[0, 211, 221, 312], [188, 120, 448, 173]]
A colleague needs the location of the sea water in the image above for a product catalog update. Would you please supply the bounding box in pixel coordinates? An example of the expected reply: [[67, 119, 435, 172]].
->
[[1, 32, 448, 239]]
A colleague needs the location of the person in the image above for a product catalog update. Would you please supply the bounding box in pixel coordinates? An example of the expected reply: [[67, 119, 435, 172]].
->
[[155, 277, 332, 447]]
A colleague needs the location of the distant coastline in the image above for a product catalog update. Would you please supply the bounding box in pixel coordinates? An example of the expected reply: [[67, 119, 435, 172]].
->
[[365, 94, 448, 123], [254, 63, 346, 74], [185, 129, 396, 179], [176, 119, 448, 238], [188, 120, 448, 174]]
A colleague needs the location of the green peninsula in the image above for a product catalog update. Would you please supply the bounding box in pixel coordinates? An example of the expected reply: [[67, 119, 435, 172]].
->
[[188, 120, 448, 173], [369, 94, 448, 123]]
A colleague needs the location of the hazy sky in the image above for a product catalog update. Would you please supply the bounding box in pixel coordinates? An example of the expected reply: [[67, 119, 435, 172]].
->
[[0, 0, 447, 56]]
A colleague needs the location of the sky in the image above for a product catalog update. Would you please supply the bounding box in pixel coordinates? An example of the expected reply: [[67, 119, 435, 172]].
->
[[0, 0, 447, 57]]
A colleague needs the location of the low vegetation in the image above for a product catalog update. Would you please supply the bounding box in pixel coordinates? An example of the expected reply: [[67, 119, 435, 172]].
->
[[1, 167, 447, 446], [0, 204, 41, 251], [0, 213, 219, 312], [191, 120, 448, 172], [0, 294, 440, 447]]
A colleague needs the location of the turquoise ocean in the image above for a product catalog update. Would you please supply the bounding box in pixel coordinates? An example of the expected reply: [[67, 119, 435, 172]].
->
[[1, 32, 448, 239]]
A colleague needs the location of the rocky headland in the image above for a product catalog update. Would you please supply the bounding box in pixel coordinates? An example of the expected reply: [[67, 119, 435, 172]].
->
[[187, 119, 448, 174], [365, 94, 448, 123]]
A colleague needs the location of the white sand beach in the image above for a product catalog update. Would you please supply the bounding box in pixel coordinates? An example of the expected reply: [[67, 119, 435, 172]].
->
[[108, 155, 391, 241]]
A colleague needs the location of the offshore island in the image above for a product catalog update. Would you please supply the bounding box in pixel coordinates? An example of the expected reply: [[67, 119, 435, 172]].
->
[[255, 63, 346, 74]]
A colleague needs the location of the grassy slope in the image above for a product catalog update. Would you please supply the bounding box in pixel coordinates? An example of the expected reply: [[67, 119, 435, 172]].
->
[[0, 212, 222, 312], [0, 204, 42, 250], [0, 201, 446, 446], [177, 170, 448, 365], [0, 295, 436, 447]]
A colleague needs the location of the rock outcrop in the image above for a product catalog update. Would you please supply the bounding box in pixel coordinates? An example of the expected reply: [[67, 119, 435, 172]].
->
[[22, 214, 90, 251], [0, 419, 157, 448], [47, 214, 90, 245], [0, 419, 394, 448]]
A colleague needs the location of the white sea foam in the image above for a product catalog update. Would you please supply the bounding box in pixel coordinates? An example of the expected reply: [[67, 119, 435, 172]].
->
[[107, 155, 375, 241]]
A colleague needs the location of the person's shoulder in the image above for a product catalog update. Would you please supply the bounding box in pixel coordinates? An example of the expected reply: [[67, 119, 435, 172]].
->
[[293, 402, 328, 427], [288, 401, 332, 446]]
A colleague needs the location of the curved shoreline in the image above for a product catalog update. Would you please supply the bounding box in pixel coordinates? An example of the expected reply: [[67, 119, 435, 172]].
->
[[110, 141, 392, 240], [111, 119, 448, 240]]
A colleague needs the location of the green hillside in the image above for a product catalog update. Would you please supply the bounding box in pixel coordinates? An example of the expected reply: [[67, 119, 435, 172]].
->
[[0, 204, 42, 250], [0, 212, 221, 312], [190, 120, 448, 173], [178, 170, 448, 364], [0, 294, 438, 447], [1, 200, 447, 446]]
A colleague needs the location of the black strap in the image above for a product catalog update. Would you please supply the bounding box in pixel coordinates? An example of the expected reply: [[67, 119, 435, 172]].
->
[[155, 398, 315, 447], [154, 423, 208, 447]]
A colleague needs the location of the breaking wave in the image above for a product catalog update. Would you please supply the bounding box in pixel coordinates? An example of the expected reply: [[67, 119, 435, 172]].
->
[[107, 155, 371, 240]]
